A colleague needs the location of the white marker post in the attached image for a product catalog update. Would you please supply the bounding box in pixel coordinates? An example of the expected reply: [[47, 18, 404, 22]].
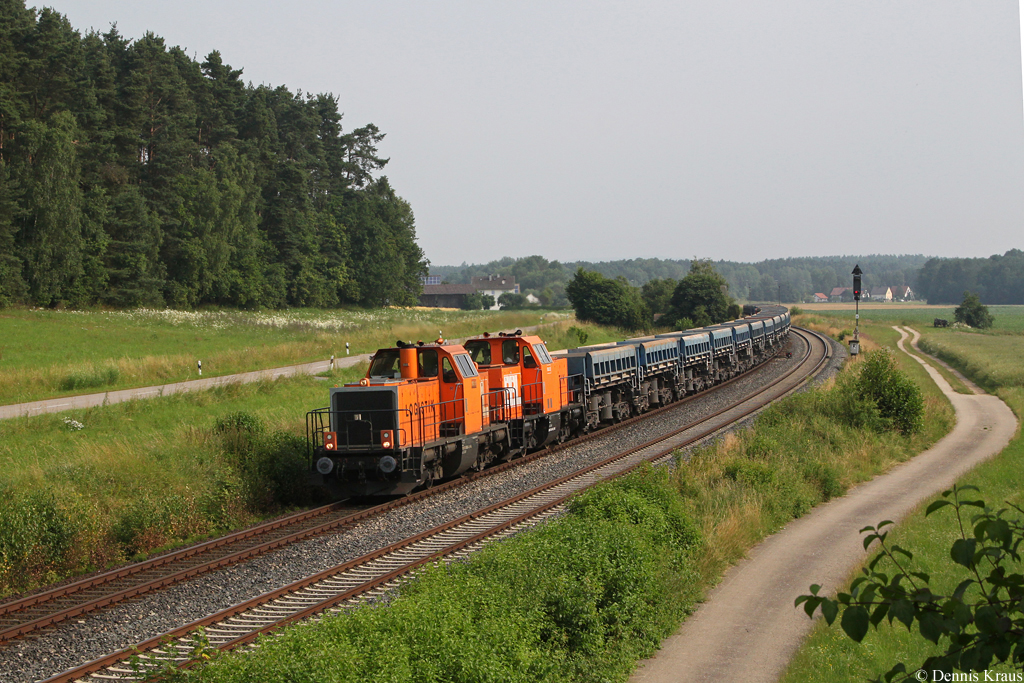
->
[[198, 360, 202, 376], [346, 342, 350, 355], [330, 354, 335, 370]]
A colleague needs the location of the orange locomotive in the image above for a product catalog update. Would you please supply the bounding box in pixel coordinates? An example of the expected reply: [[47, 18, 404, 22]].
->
[[306, 331, 583, 496]]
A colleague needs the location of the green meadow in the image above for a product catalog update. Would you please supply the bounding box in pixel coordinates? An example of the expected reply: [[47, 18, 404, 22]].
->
[[782, 306, 1024, 682], [0, 307, 573, 405]]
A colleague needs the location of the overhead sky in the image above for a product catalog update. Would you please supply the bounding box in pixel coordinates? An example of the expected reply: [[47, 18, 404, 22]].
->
[[42, 1, 1024, 266]]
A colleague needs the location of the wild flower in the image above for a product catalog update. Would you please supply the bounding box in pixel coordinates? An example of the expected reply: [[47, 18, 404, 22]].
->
[[62, 417, 85, 431]]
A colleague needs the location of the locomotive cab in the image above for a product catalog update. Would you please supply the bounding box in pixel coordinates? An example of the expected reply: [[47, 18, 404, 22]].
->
[[465, 331, 576, 449], [307, 341, 489, 496]]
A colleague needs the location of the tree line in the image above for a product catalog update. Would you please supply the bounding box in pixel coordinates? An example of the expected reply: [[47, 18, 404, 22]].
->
[[914, 250, 1024, 305], [432, 254, 933, 307], [565, 261, 742, 332], [0, 1, 427, 310]]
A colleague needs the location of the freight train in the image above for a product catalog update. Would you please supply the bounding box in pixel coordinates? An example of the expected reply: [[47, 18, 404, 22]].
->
[[306, 307, 791, 497]]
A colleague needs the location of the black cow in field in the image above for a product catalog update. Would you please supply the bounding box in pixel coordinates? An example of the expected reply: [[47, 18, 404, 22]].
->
[[934, 318, 949, 328]]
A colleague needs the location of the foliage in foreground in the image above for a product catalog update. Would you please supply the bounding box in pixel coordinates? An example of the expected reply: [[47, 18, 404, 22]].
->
[[798, 485, 1024, 681], [191, 467, 702, 683]]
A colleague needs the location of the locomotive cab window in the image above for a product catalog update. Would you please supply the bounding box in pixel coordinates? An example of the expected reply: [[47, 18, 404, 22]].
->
[[502, 340, 519, 365], [418, 349, 438, 377], [442, 357, 457, 383], [369, 349, 401, 378], [465, 340, 491, 365], [522, 345, 536, 369]]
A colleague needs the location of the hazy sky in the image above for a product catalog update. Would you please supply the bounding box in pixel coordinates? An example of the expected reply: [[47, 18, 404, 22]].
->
[[42, 1, 1024, 266]]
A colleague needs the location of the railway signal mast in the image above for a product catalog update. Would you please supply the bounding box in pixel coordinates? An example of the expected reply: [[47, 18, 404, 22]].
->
[[850, 265, 862, 356]]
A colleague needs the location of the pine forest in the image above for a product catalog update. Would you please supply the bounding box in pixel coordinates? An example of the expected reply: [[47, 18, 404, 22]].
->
[[0, 1, 428, 310]]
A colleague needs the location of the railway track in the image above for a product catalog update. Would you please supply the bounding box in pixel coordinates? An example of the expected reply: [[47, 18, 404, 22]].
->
[[39, 327, 831, 683]]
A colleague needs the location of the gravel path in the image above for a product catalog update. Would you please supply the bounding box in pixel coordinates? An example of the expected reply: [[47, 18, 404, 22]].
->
[[629, 328, 1017, 683], [1, 337, 810, 682]]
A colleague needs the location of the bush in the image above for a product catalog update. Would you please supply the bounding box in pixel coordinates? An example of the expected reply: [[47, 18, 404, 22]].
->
[[856, 349, 924, 434], [461, 292, 485, 310], [0, 490, 79, 591], [215, 415, 309, 510], [566, 325, 588, 346]]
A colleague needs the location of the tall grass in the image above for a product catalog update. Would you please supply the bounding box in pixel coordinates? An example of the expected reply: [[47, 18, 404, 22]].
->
[[918, 332, 1024, 391]]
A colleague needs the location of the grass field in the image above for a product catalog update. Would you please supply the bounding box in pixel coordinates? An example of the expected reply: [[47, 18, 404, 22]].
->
[[0, 307, 574, 405], [782, 305, 1024, 681], [799, 303, 1024, 334]]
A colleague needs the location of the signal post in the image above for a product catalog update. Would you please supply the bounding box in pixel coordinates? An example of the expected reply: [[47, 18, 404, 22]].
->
[[850, 265, 862, 356]]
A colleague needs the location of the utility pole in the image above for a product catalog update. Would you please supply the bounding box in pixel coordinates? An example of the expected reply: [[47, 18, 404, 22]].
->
[[851, 265, 862, 356]]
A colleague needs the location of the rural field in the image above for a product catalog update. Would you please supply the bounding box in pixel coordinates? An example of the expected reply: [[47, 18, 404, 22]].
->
[[0, 311, 622, 597], [0, 307, 575, 405], [783, 305, 1024, 681]]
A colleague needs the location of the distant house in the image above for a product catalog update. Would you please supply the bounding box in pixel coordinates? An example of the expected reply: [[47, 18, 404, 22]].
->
[[471, 275, 520, 311], [419, 284, 477, 309], [829, 287, 849, 302], [813, 293, 828, 303], [892, 285, 914, 301], [869, 286, 893, 302]]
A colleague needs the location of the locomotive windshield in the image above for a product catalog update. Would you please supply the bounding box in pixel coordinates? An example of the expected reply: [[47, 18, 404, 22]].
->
[[368, 349, 401, 378], [465, 340, 491, 365]]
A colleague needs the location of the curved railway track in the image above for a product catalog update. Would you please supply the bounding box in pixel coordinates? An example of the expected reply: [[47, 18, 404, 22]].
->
[[36, 327, 832, 683]]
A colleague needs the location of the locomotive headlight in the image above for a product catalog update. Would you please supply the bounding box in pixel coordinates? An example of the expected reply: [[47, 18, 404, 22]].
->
[[316, 457, 335, 475], [378, 455, 397, 474]]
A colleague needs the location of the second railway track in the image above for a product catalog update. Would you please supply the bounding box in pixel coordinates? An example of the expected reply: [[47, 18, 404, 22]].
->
[[30, 327, 832, 683]]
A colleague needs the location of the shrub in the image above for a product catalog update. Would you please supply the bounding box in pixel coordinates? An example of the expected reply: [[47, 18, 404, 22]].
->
[[0, 490, 79, 591], [215, 418, 309, 510], [566, 325, 589, 346], [856, 349, 924, 434]]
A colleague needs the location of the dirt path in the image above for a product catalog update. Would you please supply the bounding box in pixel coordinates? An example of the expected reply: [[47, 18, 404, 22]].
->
[[903, 326, 984, 394], [629, 328, 1017, 683]]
